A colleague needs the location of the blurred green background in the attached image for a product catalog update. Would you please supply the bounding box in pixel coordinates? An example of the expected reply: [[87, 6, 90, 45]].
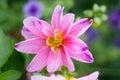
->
[[0, 0, 120, 80]]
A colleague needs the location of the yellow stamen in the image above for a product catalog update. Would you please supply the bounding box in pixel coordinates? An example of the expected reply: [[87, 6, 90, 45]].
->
[[66, 78, 77, 80], [47, 34, 63, 48]]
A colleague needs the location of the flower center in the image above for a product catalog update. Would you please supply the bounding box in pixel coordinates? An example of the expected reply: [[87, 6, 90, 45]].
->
[[47, 34, 63, 48]]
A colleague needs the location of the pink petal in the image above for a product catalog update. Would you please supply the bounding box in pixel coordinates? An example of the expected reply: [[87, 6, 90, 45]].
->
[[47, 49, 62, 73], [23, 16, 50, 38], [78, 71, 99, 80], [61, 13, 75, 37], [42, 26, 53, 37], [14, 38, 46, 54], [51, 5, 64, 29], [64, 35, 88, 53], [21, 26, 37, 39], [27, 46, 50, 72], [70, 50, 94, 63], [62, 46, 75, 72], [63, 36, 93, 63], [69, 18, 93, 37]]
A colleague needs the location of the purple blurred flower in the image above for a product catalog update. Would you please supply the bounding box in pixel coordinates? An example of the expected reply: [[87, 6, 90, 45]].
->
[[85, 27, 98, 43], [109, 7, 120, 31], [114, 35, 120, 48], [23, 0, 43, 18]]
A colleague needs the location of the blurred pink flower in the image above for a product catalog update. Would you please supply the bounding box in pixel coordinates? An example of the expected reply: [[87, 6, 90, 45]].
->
[[31, 71, 99, 80], [15, 5, 93, 73], [31, 74, 65, 80], [78, 71, 99, 80]]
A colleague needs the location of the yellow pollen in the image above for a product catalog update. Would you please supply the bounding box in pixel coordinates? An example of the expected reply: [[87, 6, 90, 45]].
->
[[47, 34, 63, 48], [66, 78, 77, 80]]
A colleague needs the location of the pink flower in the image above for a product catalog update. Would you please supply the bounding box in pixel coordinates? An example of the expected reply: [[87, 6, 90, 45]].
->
[[31, 74, 65, 80], [15, 5, 93, 73], [78, 71, 99, 80], [31, 71, 99, 80]]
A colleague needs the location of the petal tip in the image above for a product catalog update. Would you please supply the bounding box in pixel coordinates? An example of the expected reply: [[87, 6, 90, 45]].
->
[[79, 19, 88, 24], [14, 44, 19, 49], [26, 68, 33, 73], [47, 68, 54, 73], [84, 51, 94, 63], [56, 5, 61, 8], [82, 47, 88, 51], [90, 59, 94, 63], [89, 19, 93, 24], [87, 55, 94, 63], [94, 71, 99, 75], [69, 67, 75, 72], [22, 27, 30, 32], [26, 66, 37, 73], [47, 65, 58, 73], [91, 71, 99, 79]]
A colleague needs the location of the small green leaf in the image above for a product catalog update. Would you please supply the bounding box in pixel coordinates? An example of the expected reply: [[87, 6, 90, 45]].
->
[[93, 3, 100, 12], [100, 5, 107, 13], [0, 28, 13, 68], [93, 17, 102, 24], [0, 70, 21, 80], [83, 10, 93, 17], [101, 14, 108, 21]]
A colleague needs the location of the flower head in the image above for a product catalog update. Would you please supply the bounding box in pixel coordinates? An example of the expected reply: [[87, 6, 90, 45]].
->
[[15, 5, 93, 73], [23, 0, 43, 18], [31, 71, 99, 80], [109, 7, 120, 31]]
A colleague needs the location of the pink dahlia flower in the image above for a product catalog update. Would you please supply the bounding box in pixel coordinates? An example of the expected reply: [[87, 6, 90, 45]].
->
[[15, 5, 93, 73], [31, 71, 99, 80]]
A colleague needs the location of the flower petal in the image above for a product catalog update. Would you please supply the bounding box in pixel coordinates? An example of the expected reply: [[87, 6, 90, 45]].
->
[[47, 49, 62, 73], [70, 50, 94, 63], [23, 16, 50, 38], [61, 13, 75, 37], [21, 26, 37, 39], [78, 71, 99, 80], [69, 18, 93, 37], [31, 75, 49, 80], [64, 35, 88, 53], [42, 26, 53, 37], [14, 38, 46, 54], [51, 5, 64, 29], [63, 36, 93, 63], [27, 46, 50, 72], [62, 46, 75, 72]]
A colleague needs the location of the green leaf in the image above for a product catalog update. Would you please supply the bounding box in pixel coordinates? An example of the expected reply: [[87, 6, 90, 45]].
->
[[83, 10, 93, 17], [100, 5, 107, 13], [0, 70, 21, 80], [0, 29, 13, 68], [93, 3, 100, 12], [2, 50, 25, 72]]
